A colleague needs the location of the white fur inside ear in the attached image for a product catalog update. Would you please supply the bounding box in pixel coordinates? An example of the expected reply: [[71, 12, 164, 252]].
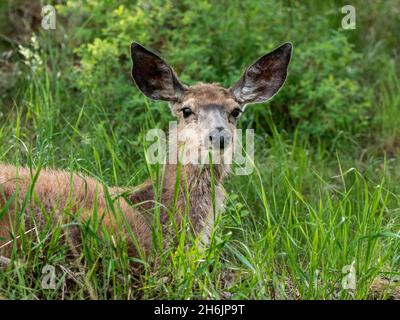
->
[[235, 66, 281, 103], [230, 43, 291, 105]]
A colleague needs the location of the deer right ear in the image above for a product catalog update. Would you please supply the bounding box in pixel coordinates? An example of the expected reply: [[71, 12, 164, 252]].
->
[[130, 42, 186, 102], [230, 43, 292, 106]]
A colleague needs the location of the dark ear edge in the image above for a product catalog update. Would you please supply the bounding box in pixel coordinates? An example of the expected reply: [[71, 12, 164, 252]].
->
[[230, 42, 293, 106], [130, 42, 186, 101]]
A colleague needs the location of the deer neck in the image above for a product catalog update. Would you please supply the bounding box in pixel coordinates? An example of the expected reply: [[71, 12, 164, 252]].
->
[[128, 143, 230, 242], [163, 162, 228, 236]]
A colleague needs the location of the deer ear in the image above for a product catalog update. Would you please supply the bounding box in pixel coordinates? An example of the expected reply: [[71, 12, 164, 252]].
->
[[130, 42, 186, 101], [230, 43, 292, 105]]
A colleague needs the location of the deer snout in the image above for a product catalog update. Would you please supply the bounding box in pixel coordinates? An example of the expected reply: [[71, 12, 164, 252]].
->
[[208, 127, 231, 149]]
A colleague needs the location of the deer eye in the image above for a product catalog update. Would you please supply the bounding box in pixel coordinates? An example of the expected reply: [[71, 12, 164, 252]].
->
[[230, 108, 242, 119], [181, 107, 193, 118]]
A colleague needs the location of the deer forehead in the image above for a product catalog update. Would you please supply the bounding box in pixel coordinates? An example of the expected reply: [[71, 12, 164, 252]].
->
[[178, 83, 239, 112]]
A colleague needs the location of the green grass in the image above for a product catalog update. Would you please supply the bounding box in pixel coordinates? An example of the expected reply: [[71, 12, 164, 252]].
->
[[0, 73, 398, 299], [0, 0, 399, 300]]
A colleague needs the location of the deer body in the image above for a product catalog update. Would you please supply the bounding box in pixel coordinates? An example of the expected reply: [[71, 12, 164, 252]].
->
[[0, 42, 292, 257], [0, 162, 223, 256]]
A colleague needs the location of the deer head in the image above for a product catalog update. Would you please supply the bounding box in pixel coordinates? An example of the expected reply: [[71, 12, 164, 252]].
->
[[130, 42, 292, 166]]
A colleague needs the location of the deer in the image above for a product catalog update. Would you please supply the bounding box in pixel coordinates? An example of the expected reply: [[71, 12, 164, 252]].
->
[[0, 42, 292, 259]]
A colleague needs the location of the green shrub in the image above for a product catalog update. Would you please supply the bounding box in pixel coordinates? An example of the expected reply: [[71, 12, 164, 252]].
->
[[54, 0, 373, 143], [283, 33, 372, 139]]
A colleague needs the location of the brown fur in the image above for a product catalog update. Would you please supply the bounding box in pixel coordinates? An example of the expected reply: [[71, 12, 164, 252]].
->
[[171, 83, 239, 115], [0, 84, 232, 257], [0, 164, 152, 256]]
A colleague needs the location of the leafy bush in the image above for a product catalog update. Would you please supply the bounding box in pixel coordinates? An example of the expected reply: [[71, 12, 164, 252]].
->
[[283, 33, 372, 139], [53, 0, 373, 143]]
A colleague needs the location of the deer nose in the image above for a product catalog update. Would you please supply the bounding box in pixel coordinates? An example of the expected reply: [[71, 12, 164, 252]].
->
[[208, 127, 231, 149]]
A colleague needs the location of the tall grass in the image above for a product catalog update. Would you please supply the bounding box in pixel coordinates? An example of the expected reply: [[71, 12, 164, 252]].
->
[[1, 73, 398, 298]]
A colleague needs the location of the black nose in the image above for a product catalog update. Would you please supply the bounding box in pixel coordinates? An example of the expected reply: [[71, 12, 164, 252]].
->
[[208, 128, 230, 149]]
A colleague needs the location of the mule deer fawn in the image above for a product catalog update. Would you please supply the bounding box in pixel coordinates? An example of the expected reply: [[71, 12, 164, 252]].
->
[[0, 42, 292, 257]]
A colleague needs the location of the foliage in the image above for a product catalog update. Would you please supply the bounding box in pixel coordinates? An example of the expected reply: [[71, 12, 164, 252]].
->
[[0, 0, 399, 300], [52, 0, 373, 140]]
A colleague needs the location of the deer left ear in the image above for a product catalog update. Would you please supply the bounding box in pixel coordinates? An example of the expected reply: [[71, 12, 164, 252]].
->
[[230, 43, 292, 105], [130, 42, 187, 102]]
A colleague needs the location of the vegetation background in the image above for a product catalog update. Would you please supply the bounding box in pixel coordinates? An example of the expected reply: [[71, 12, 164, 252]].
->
[[0, 0, 399, 299]]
